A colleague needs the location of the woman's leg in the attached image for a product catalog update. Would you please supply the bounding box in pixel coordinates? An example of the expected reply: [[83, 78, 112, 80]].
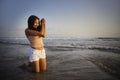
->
[[32, 60, 40, 72], [39, 58, 46, 71]]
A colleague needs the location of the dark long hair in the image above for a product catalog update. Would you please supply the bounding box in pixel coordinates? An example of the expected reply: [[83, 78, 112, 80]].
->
[[27, 15, 42, 31]]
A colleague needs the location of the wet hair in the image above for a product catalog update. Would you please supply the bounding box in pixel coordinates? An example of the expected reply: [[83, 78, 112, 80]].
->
[[27, 15, 42, 31]]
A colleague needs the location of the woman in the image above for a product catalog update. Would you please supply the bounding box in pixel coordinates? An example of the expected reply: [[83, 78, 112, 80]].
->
[[25, 15, 46, 73]]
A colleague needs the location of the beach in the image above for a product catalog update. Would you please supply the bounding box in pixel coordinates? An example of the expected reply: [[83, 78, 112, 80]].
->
[[0, 38, 120, 80]]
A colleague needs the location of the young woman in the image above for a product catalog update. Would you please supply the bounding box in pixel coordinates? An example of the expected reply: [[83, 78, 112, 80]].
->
[[25, 15, 46, 73]]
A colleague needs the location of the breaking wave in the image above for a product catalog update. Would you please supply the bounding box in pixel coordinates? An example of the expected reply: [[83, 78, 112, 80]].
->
[[0, 37, 120, 53]]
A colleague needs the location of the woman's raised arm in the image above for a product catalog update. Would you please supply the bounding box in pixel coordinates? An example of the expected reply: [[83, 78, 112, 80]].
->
[[25, 28, 44, 37], [41, 18, 46, 38]]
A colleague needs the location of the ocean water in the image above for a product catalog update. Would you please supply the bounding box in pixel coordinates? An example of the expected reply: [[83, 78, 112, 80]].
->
[[0, 37, 120, 80], [0, 37, 120, 53]]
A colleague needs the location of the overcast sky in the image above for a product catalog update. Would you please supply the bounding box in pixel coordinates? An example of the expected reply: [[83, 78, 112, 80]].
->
[[0, 0, 120, 38]]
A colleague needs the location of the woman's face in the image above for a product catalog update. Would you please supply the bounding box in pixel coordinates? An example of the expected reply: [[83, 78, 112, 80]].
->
[[33, 19, 39, 28]]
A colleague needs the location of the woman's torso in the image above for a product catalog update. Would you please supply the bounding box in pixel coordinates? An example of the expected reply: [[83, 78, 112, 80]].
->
[[27, 36, 44, 50]]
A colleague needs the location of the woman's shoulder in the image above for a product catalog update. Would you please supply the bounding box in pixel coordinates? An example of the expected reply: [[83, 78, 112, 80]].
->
[[25, 28, 34, 33], [25, 28, 28, 32]]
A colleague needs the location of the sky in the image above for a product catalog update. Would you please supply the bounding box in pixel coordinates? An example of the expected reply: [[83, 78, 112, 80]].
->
[[0, 0, 120, 38]]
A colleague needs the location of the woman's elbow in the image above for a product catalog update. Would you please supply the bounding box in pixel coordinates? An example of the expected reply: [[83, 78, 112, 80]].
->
[[38, 33, 45, 37], [42, 34, 46, 38], [42, 35, 46, 38]]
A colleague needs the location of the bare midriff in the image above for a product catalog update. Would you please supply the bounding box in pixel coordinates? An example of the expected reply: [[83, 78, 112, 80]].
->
[[27, 36, 44, 50]]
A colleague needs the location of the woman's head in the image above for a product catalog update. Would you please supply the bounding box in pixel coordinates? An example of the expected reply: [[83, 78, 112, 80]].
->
[[28, 15, 41, 30]]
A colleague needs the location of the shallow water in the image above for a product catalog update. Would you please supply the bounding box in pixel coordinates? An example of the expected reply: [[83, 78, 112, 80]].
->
[[0, 38, 120, 80]]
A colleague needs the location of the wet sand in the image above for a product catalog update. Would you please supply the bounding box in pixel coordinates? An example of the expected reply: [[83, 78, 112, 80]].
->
[[0, 43, 120, 80]]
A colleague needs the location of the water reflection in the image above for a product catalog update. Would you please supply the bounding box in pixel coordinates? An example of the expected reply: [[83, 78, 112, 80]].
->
[[30, 73, 46, 80]]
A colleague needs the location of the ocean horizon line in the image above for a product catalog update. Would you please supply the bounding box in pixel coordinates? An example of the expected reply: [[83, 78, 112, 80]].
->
[[0, 36, 120, 39]]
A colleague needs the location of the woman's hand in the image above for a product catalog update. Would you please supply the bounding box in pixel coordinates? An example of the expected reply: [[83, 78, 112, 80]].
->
[[41, 18, 46, 24]]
